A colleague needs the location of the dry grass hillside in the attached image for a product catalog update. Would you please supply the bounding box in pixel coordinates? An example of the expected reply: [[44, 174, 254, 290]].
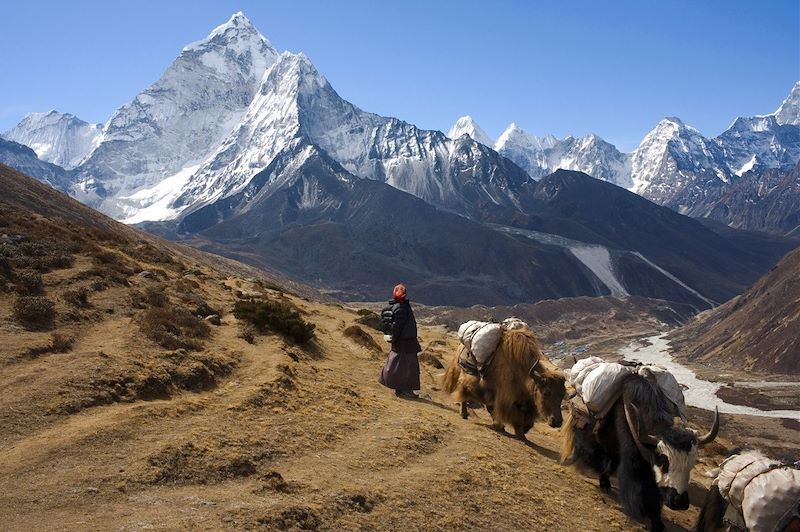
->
[[0, 164, 733, 531], [671, 245, 800, 374]]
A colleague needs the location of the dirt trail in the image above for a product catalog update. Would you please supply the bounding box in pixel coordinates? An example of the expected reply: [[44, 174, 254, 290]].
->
[[0, 291, 708, 531]]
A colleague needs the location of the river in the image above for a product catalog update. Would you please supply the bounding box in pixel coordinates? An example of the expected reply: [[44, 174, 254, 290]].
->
[[619, 334, 800, 421]]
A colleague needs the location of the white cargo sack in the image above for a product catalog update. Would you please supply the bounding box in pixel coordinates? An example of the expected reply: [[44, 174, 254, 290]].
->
[[568, 356, 604, 396], [716, 451, 800, 532], [502, 317, 529, 331], [638, 365, 687, 420], [568, 358, 688, 420], [457, 321, 503, 366], [581, 363, 631, 416]]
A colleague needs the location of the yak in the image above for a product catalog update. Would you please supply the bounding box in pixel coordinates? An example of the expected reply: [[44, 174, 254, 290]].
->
[[561, 372, 719, 532], [442, 328, 567, 440], [693, 451, 800, 532]]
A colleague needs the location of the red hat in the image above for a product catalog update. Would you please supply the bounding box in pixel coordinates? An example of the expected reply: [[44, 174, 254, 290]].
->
[[393, 283, 407, 301]]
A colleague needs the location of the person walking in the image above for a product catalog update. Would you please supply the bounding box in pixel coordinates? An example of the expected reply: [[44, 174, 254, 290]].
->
[[378, 284, 421, 398]]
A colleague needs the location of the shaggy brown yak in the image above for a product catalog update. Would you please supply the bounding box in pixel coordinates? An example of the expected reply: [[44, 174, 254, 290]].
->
[[442, 328, 566, 440]]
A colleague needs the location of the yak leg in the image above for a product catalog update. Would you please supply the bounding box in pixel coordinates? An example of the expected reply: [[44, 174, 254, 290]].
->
[[460, 402, 469, 420], [514, 426, 528, 442], [618, 451, 664, 532], [491, 421, 507, 434], [599, 474, 611, 493], [487, 403, 507, 434]]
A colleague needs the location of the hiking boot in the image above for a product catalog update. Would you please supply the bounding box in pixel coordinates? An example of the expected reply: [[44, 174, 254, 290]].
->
[[395, 390, 416, 399]]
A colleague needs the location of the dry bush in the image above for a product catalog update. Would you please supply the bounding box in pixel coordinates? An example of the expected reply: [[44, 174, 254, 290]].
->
[[26, 332, 75, 357], [14, 268, 43, 295], [75, 264, 133, 292], [88, 249, 135, 283], [239, 323, 257, 344], [194, 299, 218, 318], [62, 287, 90, 308], [140, 307, 211, 351], [0, 256, 12, 278], [175, 278, 200, 293], [131, 286, 169, 309], [49, 332, 75, 352], [131, 243, 175, 265], [12, 240, 75, 272], [13, 296, 56, 330], [233, 299, 315, 345]]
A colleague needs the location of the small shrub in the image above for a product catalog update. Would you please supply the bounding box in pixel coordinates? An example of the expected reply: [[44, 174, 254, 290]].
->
[[239, 323, 257, 344], [175, 278, 200, 293], [49, 332, 75, 353], [14, 269, 43, 295], [0, 243, 17, 258], [356, 308, 373, 316], [62, 287, 90, 308], [13, 296, 56, 329], [12, 241, 74, 272], [140, 307, 211, 350], [0, 256, 12, 278], [90, 279, 109, 292], [233, 299, 315, 345], [132, 243, 174, 265], [131, 285, 169, 308], [78, 266, 130, 287], [194, 299, 218, 318], [145, 286, 168, 308]]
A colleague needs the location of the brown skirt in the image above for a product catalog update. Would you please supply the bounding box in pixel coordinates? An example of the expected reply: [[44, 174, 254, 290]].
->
[[378, 350, 420, 392]]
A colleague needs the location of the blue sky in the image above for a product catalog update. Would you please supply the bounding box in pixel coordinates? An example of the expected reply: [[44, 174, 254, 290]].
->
[[1, 0, 797, 151]]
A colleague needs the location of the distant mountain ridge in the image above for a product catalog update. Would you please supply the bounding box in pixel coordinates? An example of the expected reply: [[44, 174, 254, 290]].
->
[[450, 81, 800, 219]]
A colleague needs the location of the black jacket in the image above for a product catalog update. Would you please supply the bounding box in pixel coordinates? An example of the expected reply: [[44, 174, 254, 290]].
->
[[383, 299, 420, 353]]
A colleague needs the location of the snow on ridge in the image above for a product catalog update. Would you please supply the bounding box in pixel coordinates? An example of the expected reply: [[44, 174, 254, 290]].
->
[[4, 111, 102, 169], [568, 245, 628, 297], [631, 252, 717, 307], [119, 164, 202, 224], [447, 116, 494, 147], [183, 11, 274, 53]]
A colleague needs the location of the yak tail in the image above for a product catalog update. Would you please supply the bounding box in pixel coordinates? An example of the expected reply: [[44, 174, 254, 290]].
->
[[442, 348, 463, 394], [560, 410, 577, 465], [692, 486, 726, 532]]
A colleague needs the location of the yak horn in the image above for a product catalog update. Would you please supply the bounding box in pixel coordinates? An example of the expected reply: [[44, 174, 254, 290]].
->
[[624, 402, 659, 462], [697, 406, 720, 446]]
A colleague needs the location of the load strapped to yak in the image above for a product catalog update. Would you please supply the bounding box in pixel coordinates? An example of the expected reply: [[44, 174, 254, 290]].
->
[[710, 451, 800, 532], [456, 318, 530, 376], [566, 356, 687, 430]]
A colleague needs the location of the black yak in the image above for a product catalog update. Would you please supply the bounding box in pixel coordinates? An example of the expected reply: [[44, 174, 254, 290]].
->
[[561, 372, 719, 532]]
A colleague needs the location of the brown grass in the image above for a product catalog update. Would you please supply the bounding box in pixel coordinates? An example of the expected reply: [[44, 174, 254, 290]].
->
[[139, 307, 212, 351], [62, 287, 91, 308], [13, 269, 43, 295], [13, 295, 56, 330]]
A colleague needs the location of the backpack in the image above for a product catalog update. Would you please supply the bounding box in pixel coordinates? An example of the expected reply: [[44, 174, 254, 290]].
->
[[380, 302, 394, 335]]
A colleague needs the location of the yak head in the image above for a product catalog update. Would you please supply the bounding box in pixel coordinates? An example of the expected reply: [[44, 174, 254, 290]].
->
[[625, 403, 720, 511], [529, 365, 567, 428]]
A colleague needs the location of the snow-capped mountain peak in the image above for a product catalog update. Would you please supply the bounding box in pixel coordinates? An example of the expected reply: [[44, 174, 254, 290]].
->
[[630, 116, 730, 205], [774, 80, 800, 125], [72, 12, 281, 218], [183, 11, 272, 51], [447, 116, 493, 146], [3, 110, 101, 169]]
